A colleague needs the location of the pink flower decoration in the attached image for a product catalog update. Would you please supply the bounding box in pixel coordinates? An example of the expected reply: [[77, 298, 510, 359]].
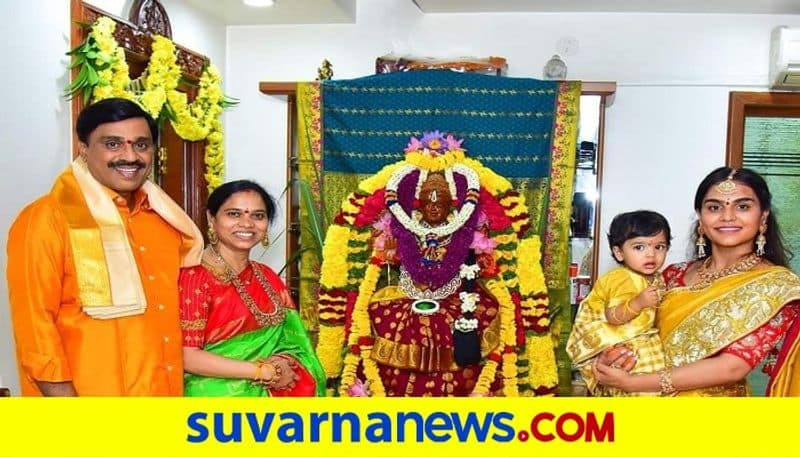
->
[[373, 211, 393, 233], [404, 137, 423, 153], [469, 391, 495, 397], [346, 378, 372, 397], [404, 131, 465, 155], [470, 231, 497, 254], [374, 233, 388, 250], [445, 134, 464, 150], [476, 210, 488, 228]]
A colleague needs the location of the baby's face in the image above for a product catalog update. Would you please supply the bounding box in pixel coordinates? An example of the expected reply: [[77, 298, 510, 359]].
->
[[612, 231, 669, 276]]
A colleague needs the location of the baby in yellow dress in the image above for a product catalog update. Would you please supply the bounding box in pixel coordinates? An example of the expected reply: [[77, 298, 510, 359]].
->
[[567, 210, 670, 396]]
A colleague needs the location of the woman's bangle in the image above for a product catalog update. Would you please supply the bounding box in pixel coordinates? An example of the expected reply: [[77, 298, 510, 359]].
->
[[658, 369, 676, 396], [253, 359, 282, 387]]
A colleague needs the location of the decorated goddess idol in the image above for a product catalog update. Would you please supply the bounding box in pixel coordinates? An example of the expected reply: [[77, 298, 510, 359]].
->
[[316, 131, 558, 396]]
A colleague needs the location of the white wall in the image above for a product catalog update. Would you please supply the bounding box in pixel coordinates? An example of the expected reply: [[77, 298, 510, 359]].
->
[[601, 85, 740, 270], [3, 0, 799, 395], [0, 0, 73, 396], [0, 0, 224, 395], [224, 1, 426, 269], [225, 0, 800, 275], [89, 0, 226, 66]]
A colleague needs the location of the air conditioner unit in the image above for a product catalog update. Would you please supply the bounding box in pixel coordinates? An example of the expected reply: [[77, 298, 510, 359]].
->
[[770, 26, 800, 89]]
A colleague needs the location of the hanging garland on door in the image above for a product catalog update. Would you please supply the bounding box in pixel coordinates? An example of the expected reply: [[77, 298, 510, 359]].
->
[[66, 16, 236, 192]]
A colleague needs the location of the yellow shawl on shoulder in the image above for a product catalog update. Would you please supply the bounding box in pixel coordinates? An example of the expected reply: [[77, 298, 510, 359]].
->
[[50, 159, 203, 319]]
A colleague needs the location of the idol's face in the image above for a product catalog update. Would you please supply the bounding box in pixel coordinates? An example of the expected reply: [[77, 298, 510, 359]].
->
[[419, 176, 453, 226]]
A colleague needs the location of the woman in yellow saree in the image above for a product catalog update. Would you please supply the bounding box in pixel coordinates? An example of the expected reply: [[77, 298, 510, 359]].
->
[[594, 167, 800, 396]]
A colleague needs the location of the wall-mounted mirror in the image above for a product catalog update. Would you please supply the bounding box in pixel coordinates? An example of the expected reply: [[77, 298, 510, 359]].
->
[[569, 95, 603, 310], [563, 92, 613, 395], [571, 96, 602, 264]]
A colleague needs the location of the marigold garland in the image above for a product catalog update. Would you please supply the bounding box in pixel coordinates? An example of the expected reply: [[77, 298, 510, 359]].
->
[[472, 357, 499, 395], [464, 158, 512, 195], [319, 225, 352, 288], [405, 149, 466, 171], [66, 17, 236, 193], [526, 334, 559, 394], [502, 352, 518, 396], [317, 137, 557, 396], [517, 237, 544, 295], [485, 278, 520, 396], [317, 325, 345, 378], [358, 163, 404, 195], [337, 260, 383, 396]]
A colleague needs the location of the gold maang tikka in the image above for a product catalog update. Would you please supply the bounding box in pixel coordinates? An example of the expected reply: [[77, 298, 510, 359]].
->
[[716, 169, 738, 195]]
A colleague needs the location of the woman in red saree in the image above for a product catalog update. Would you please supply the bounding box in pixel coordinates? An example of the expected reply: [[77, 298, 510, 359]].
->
[[180, 180, 325, 396]]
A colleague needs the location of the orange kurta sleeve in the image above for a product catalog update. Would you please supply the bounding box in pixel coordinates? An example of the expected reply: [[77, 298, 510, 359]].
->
[[6, 197, 72, 383]]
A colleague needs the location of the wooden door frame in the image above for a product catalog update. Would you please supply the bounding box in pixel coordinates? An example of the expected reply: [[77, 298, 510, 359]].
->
[[69, 0, 209, 229], [70, 1, 208, 152], [726, 91, 800, 166]]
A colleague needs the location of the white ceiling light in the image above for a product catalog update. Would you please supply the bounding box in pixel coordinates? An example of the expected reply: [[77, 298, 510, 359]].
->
[[243, 0, 274, 7]]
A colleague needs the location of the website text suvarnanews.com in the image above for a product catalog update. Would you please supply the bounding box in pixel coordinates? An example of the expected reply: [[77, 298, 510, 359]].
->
[[187, 410, 614, 444]]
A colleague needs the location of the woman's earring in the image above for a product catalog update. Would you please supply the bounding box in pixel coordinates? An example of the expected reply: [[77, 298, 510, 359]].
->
[[261, 231, 270, 248], [756, 224, 767, 256], [696, 227, 707, 258], [207, 227, 218, 245]]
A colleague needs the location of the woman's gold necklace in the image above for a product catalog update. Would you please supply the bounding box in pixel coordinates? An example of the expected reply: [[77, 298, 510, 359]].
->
[[690, 253, 760, 291], [206, 246, 285, 327]]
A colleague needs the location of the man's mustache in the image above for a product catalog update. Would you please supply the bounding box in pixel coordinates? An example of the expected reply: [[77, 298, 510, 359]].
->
[[107, 160, 146, 169]]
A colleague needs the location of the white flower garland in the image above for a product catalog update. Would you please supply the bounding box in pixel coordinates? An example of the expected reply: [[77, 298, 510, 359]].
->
[[454, 318, 479, 332], [458, 291, 479, 313], [455, 277, 480, 332], [386, 163, 480, 238], [459, 264, 480, 280]]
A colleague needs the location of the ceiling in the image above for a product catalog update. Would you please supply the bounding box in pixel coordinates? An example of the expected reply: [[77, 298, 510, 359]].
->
[[183, 0, 800, 25], [181, 0, 357, 25], [414, 0, 800, 15]]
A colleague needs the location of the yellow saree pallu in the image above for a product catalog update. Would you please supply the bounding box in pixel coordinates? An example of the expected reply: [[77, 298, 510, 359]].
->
[[769, 320, 800, 396], [658, 266, 800, 397]]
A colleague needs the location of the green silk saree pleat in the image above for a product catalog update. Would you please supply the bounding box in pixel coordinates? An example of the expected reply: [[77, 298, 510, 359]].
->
[[184, 310, 326, 397]]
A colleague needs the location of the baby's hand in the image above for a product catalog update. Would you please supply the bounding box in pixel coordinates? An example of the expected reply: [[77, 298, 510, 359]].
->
[[633, 286, 661, 310]]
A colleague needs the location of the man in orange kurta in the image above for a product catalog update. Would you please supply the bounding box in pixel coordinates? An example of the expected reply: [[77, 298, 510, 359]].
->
[[7, 98, 202, 396]]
